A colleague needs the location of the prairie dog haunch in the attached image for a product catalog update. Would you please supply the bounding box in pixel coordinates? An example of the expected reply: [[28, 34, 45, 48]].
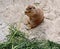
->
[[25, 5, 44, 29]]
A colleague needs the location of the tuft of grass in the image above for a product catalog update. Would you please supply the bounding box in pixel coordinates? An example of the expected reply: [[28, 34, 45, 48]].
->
[[0, 25, 60, 49]]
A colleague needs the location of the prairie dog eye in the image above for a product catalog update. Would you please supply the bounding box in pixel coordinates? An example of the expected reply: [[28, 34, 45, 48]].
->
[[26, 8, 32, 10], [29, 8, 32, 10], [33, 7, 35, 9]]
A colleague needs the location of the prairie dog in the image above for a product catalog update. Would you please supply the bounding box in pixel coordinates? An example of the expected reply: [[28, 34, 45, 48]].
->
[[25, 5, 44, 29]]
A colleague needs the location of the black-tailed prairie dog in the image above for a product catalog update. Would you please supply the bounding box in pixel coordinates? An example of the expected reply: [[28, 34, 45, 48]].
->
[[25, 5, 44, 29]]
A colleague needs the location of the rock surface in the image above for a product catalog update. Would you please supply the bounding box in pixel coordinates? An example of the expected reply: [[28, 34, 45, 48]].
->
[[0, 0, 60, 43]]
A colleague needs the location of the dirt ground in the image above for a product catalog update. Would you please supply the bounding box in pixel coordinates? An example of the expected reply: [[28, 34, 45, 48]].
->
[[0, 0, 60, 43]]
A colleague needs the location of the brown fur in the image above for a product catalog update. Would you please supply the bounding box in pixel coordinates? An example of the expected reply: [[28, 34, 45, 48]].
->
[[25, 5, 44, 29]]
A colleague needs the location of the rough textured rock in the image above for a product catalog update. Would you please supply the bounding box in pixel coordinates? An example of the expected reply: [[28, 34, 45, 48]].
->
[[0, 0, 60, 43]]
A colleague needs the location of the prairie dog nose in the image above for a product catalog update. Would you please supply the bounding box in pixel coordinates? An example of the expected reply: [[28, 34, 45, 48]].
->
[[25, 10, 31, 14], [25, 11, 28, 13]]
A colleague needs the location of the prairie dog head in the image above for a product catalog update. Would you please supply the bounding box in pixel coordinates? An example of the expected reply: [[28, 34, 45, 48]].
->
[[25, 5, 36, 17]]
